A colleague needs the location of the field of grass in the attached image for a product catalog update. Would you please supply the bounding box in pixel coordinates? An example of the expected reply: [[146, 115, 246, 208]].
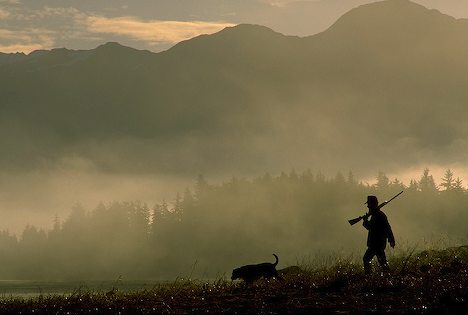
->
[[0, 246, 466, 314]]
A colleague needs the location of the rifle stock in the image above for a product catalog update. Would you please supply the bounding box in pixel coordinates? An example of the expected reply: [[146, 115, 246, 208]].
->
[[348, 191, 403, 226], [348, 216, 365, 226]]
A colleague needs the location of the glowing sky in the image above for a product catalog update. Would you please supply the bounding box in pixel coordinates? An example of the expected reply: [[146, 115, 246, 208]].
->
[[1, 0, 468, 53]]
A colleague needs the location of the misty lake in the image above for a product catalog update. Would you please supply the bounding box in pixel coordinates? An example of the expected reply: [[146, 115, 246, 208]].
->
[[0, 280, 163, 298]]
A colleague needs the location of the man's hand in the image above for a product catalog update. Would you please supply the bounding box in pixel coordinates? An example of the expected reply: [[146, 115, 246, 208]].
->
[[390, 240, 395, 248]]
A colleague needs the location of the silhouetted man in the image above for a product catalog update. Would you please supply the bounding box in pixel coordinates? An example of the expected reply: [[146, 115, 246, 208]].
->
[[362, 195, 395, 274]]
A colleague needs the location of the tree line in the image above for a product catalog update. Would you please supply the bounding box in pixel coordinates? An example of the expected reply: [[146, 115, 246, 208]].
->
[[0, 168, 466, 279]]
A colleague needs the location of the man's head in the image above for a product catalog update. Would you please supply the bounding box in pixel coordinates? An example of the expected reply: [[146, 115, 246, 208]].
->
[[366, 195, 379, 212]]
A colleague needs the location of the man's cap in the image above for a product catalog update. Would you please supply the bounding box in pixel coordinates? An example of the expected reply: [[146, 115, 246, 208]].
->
[[365, 195, 379, 205]]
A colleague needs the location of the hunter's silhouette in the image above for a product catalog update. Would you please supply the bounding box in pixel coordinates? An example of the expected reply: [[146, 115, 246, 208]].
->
[[362, 195, 395, 274]]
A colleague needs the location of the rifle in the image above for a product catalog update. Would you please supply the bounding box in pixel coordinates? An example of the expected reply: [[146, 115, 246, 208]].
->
[[348, 190, 403, 226]]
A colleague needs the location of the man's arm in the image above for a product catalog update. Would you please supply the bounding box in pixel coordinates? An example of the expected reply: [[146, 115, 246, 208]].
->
[[363, 216, 371, 230]]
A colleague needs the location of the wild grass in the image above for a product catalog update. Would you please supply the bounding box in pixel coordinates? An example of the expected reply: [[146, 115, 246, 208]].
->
[[0, 246, 466, 314]]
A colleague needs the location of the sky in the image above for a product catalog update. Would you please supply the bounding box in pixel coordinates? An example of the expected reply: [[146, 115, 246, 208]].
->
[[1, 0, 468, 54]]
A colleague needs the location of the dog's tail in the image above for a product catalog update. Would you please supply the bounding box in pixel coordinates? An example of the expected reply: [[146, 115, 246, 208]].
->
[[272, 254, 279, 266]]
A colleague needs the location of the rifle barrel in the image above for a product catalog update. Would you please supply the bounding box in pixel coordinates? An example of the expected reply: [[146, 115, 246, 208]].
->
[[386, 190, 404, 204]]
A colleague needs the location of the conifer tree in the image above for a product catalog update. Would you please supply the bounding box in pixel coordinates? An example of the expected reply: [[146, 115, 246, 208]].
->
[[419, 168, 438, 192], [440, 169, 455, 191]]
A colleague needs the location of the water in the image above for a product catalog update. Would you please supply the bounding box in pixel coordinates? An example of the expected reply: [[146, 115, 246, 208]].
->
[[0, 280, 163, 298]]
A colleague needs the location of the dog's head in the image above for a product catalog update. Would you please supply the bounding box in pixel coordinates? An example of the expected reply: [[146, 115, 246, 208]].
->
[[231, 267, 241, 280]]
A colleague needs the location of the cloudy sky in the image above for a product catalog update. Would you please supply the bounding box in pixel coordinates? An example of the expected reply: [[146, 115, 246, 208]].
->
[[1, 0, 468, 54]]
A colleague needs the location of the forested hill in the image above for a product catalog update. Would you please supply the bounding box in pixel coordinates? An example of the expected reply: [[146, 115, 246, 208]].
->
[[1, 0, 468, 175]]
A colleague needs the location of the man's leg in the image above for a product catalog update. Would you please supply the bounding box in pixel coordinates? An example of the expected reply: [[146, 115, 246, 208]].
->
[[363, 248, 375, 274], [376, 249, 390, 273]]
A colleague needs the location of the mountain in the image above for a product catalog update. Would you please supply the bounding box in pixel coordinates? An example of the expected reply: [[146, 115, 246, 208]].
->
[[0, 52, 26, 65], [1, 0, 468, 176]]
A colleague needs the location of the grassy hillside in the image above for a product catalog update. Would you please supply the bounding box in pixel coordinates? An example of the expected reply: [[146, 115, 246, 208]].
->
[[0, 246, 466, 314]]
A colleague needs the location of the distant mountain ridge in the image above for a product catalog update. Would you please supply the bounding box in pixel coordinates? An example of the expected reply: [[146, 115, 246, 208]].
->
[[1, 0, 467, 176]]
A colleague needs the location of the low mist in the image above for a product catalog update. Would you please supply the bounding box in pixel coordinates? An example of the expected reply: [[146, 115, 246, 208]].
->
[[0, 167, 188, 234]]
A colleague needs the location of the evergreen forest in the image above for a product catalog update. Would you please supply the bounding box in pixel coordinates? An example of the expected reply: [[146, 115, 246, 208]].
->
[[0, 168, 466, 280]]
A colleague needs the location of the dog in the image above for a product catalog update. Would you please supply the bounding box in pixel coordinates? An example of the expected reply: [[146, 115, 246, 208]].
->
[[231, 254, 280, 283]]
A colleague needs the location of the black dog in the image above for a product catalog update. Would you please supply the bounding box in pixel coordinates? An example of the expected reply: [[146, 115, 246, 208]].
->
[[231, 254, 280, 283]]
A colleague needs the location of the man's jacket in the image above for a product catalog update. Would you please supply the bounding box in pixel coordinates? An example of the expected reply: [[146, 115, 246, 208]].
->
[[363, 209, 395, 249]]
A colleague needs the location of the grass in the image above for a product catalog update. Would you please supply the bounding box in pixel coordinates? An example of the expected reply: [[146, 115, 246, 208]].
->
[[0, 246, 467, 314]]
